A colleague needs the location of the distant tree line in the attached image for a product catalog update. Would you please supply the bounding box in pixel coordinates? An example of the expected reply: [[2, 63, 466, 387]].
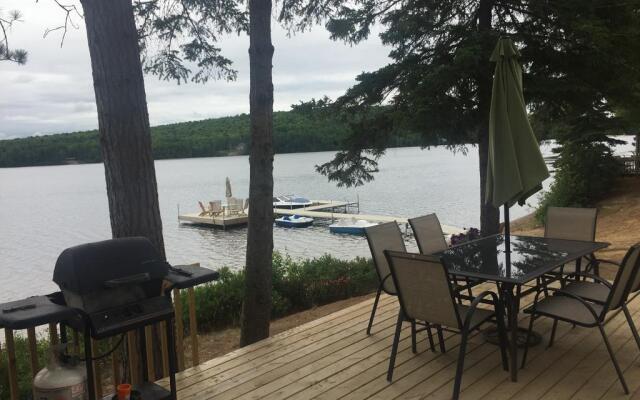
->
[[0, 110, 425, 168]]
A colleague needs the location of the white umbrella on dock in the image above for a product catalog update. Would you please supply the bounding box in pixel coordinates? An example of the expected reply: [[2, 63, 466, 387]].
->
[[225, 177, 232, 199]]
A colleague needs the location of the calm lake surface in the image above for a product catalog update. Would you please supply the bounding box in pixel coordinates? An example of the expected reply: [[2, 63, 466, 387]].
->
[[0, 145, 551, 302]]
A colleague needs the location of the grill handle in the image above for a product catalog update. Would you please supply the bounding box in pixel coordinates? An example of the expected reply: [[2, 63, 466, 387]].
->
[[104, 272, 151, 288]]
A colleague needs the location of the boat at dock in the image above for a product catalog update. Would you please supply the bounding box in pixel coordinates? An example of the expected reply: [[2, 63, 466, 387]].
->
[[273, 195, 313, 209], [329, 219, 378, 235], [275, 215, 314, 228]]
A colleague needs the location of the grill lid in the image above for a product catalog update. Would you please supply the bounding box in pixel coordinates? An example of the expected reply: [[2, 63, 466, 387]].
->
[[53, 237, 168, 295]]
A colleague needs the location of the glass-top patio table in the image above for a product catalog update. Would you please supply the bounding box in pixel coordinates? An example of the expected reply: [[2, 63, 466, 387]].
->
[[435, 234, 609, 382]]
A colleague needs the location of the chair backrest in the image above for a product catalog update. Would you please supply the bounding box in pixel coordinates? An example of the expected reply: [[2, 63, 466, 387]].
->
[[198, 201, 208, 214], [605, 244, 640, 312], [209, 200, 222, 213], [627, 244, 640, 295], [545, 207, 597, 242], [228, 197, 242, 211], [409, 214, 448, 255], [385, 250, 461, 328], [364, 222, 406, 294]]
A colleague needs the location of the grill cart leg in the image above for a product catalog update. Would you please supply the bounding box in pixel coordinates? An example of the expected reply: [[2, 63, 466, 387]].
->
[[140, 327, 149, 382], [166, 316, 178, 399], [84, 328, 96, 400]]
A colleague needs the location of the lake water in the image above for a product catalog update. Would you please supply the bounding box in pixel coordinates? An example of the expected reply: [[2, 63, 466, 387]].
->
[[0, 145, 552, 302]]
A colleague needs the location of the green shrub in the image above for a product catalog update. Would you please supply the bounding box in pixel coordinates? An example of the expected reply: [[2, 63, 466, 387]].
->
[[182, 266, 246, 331], [536, 140, 622, 222], [183, 253, 377, 332]]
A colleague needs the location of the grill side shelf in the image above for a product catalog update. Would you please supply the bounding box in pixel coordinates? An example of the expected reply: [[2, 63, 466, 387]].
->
[[165, 263, 219, 290], [0, 293, 82, 330]]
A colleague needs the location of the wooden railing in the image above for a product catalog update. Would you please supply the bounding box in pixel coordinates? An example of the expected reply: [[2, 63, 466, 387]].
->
[[0, 281, 203, 399]]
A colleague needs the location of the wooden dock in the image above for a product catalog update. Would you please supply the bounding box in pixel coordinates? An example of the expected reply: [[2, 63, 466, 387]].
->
[[179, 199, 463, 235], [178, 200, 353, 229], [178, 213, 249, 228]]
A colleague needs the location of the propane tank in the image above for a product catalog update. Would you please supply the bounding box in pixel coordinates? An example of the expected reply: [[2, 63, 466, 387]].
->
[[33, 344, 88, 400]]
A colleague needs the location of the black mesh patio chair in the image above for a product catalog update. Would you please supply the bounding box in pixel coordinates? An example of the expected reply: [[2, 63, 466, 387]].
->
[[384, 250, 509, 400], [538, 207, 599, 296], [364, 222, 438, 350], [409, 213, 484, 302], [548, 243, 640, 350], [409, 214, 449, 255], [521, 244, 640, 394], [545, 207, 599, 274]]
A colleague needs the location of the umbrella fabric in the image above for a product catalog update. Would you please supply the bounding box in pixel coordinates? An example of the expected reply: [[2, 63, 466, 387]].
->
[[225, 177, 232, 198], [485, 38, 549, 208]]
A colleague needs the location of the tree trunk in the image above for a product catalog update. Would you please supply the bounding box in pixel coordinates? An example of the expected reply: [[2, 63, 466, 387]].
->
[[240, 0, 275, 347], [476, 0, 500, 236], [80, 0, 165, 257], [635, 133, 640, 173], [80, 0, 166, 380]]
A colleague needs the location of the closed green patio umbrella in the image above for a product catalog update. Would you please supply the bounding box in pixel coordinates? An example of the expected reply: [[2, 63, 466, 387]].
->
[[486, 38, 549, 252]]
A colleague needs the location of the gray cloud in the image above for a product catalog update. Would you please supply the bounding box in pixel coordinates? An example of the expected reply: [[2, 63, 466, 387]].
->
[[0, 0, 390, 138]]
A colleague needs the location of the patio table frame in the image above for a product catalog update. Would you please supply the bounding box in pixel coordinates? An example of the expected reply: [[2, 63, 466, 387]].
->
[[435, 234, 609, 382]]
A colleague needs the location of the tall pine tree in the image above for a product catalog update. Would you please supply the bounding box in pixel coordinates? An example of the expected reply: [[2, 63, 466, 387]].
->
[[279, 0, 640, 234]]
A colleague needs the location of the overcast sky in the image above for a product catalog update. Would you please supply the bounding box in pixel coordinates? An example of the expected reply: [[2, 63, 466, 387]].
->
[[0, 0, 391, 139]]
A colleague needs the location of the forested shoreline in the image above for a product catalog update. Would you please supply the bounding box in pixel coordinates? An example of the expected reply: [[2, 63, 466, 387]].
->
[[0, 111, 422, 168]]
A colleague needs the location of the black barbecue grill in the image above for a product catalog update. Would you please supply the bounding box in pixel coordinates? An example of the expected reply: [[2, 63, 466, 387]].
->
[[54, 237, 178, 399], [0, 236, 220, 400], [54, 237, 173, 339]]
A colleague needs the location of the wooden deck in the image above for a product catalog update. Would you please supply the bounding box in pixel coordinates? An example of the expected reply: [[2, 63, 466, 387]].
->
[[158, 286, 640, 399]]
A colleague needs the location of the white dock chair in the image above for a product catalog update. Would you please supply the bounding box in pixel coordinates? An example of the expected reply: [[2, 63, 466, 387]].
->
[[242, 198, 249, 214], [209, 200, 222, 216], [198, 201, 209, 216], [227, 197, 242, 215]]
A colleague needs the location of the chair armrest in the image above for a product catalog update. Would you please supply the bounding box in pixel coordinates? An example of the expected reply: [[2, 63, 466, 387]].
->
[[380, 273, 392, 287], [560, 272, 613, 289], [462, 290, 501, 331], [591, 258, 621, 267], [529, 287, 546, 311]]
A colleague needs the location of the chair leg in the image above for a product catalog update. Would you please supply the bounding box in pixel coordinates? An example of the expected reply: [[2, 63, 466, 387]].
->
[[623, 304, 640, 352], [367, 285, 382, 335], [387, 310, 404, 382], [425, 322, 436, 352], [521, 314, 536, 369], [452, 328, 470, 400], [598, 323, 629, 394], [437, 325, 446, 353], [411, 321, 417, 354], [548, 319, 558, 348]]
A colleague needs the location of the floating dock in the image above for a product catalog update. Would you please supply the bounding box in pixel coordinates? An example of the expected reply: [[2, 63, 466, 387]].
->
[[178, 200, 356, 229], [178, 213, 249, 229], [179, 199, 462, 234]]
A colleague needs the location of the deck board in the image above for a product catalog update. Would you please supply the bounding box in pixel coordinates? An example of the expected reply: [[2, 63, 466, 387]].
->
[[164, 286, 640, 399]]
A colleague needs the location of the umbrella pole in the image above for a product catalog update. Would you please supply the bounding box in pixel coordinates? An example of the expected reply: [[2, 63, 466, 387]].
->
[[504, 204, 511, 271]]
